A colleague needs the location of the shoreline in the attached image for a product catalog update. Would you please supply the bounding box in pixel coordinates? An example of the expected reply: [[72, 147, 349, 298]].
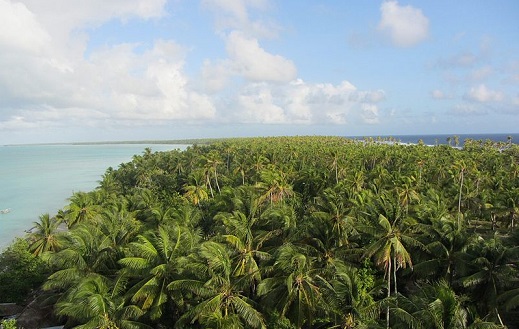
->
[[4, 133, 518, 147]]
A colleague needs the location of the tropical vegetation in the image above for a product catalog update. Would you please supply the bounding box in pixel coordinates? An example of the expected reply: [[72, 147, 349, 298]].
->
[[3, 135, 519, 328]]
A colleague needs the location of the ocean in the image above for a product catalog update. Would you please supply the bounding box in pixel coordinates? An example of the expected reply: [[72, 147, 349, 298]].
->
[[0, 143, 187, 250]]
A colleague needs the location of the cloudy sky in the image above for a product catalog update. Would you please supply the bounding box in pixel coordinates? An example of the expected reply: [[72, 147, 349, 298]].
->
[[1, 0, 518, 144]]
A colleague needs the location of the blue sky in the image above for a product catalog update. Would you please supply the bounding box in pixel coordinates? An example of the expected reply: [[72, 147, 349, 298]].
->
[[0, 0, 518, 144]]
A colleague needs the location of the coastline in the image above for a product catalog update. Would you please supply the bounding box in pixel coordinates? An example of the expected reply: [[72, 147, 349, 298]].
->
[[0, 143, 188, 250]]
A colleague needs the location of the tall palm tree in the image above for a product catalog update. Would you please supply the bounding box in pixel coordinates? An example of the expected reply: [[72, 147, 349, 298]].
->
[[169, 241, 266, 328], [28, 213, 62, 256], [183, 170, 209, 206], [257, 243, 331, 328], [119, 225, 199, 321], [311, 185, 358, 247], [390, 280, 470, 329], [43, 225, 113, 292], [214, 208, 272, 290], [65, 191, 102, 228], [256, 168, 295, 205], [205, 150, 223, 194], [329, 150, 341, 185], [55, 275, 150, 329], [413, 215, 474, 285], [362, 193, 422, 328], [459, 236, 519, 326]]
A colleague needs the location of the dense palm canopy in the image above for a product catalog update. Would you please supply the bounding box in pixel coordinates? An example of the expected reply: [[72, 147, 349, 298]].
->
[[7, 136, 519, 328]]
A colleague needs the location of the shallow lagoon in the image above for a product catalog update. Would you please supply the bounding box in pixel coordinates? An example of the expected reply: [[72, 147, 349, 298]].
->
[[0, 144, 187, 249]]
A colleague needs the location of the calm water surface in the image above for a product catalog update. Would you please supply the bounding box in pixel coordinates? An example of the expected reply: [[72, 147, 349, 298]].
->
[[0, 144, 186, 250]]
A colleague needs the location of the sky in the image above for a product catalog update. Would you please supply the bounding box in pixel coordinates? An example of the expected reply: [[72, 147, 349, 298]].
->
[[0, 0, 518, 144]]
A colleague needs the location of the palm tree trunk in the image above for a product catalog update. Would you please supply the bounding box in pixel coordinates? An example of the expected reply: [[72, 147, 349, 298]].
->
[[214, 167, 221, 193], [335, 163, 338, 185], [387, 259, 391, 329], [457, 168, 464, 227], [206, 175, 214, 198], [496, 308, 504, 326], [393, 256, 398, 297]]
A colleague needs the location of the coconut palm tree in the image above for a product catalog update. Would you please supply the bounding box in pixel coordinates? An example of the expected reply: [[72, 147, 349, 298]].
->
[[55, 275, 150, 329], [214, 204, 272, 290], [43, 224, 113, 292], [361, 193, 422, 328], [257, 243, 331, 328], [390, 280, 472, 329], [119, 225, 199, 321], [311, 185, 358, 247], [183, 170, 209, 206], [256, 168, 295, 205], [65, 191, 102, 228], [169, 241, 266, 328], [28, 213, 62, 256], [459, 236, 519, 326]]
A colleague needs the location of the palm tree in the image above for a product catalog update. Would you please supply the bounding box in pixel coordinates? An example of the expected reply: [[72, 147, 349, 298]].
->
[[169, 241, 266, 328], [257, 243, 331, 328], [390, 280, 471, 329], [43, 224, 113, 292], [55, 275, 150, 329], [362, 193, 422, 328], [311, 185, 358, 247], [329, 150, 341, 185], [96, 207, 141, 266], [459, 236, 519, 326], [233, 155, 249, 186], [453, 160, 467, 227], [205, 150, 223, 194], [28, 213, 62, 256], [256, 168, 295, 205], [183, 170, 209, 206], [413, 215, 474, 285], [65, 191, 102, 228], [119, 225, 199, 321], [214, 207, 272, 290], [394, 175, 420, 215]]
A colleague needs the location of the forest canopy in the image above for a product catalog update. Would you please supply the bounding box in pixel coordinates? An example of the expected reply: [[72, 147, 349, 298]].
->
[[7, 136, 519, 328]]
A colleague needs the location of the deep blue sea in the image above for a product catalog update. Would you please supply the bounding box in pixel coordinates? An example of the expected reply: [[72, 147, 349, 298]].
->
[[0, 144, 187, 250]]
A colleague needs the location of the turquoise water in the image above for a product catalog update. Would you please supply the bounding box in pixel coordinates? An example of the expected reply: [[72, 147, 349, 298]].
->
[[0, 144, 186, 250]]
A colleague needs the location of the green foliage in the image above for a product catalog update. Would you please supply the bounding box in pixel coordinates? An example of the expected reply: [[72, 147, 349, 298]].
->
[[10, 136, 519, 328], [0, 319, 18, 329], [0, 238, 48, 303]]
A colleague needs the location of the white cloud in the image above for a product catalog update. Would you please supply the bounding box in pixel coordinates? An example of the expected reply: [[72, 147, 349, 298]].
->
[[436, 52, 477, 69], [230, 79, 385, 125], [21, 0, 166, 29], [201, 59, 232, 93], [378, 0, 429, 47], [361, 104, 380, 124], [225, 31, 297, 82], [199, 30, 297, 90], [201, 0, 278, 38], [465, 84, 504, 103], [0, 0, 50, 53], [469, 66, 493, 81], [0, 0, 392, 140], [451, 103, 488, 116], [0, 33, 215, 131], [0, 0, 222, 132], [431, 89, 456, 100], [431, 90, 446, 99]]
